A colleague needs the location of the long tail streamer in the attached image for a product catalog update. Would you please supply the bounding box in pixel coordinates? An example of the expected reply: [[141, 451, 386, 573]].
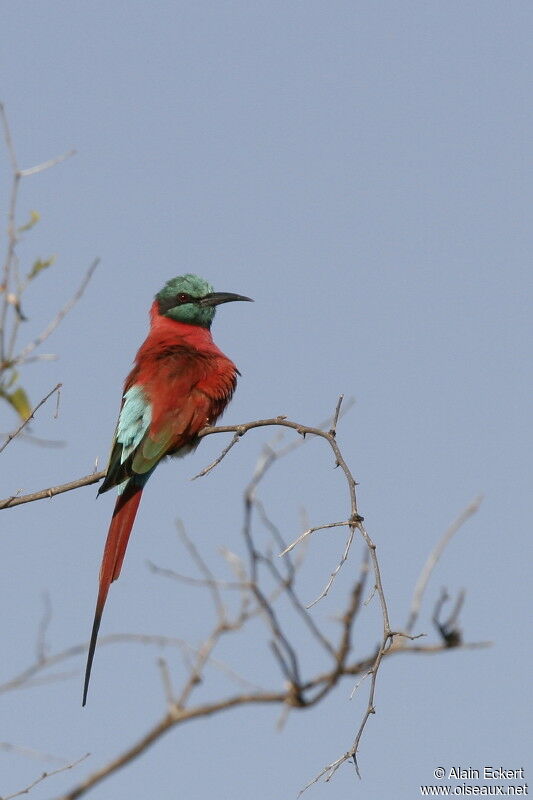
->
[[83, 484, 143, 706]]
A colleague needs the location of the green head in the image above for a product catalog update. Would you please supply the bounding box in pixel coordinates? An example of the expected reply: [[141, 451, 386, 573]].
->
[[156, 274, 252, 328]]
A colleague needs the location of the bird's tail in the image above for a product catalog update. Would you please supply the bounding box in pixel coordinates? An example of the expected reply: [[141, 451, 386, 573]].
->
[[83, 483, 143, 706]]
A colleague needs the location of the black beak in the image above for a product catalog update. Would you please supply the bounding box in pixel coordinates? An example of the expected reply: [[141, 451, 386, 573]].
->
[[200, 292, 253, 307]]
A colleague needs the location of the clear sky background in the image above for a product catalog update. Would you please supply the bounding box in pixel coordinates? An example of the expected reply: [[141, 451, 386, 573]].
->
[[1, 3, 531, 799]]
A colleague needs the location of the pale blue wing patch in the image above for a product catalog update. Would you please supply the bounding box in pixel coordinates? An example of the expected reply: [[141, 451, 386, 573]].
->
[[116, 385, 152, 464]]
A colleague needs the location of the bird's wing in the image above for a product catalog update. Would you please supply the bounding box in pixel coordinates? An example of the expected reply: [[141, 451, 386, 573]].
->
[[98, 384, 153, 493], [99, 356, 217, 493]]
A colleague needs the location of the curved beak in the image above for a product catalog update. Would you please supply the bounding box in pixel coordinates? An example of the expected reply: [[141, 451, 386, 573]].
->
[[200, 292, 253, 307]]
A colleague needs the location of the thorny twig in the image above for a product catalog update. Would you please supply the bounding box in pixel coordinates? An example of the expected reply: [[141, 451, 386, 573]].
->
[[0, 402, 355, 509], [298, 496, 485, 792], [0, 399, 487, 798]]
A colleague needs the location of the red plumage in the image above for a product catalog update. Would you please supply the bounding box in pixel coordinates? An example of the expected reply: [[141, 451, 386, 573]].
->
[[83, 296, 243, 705], [129, 304, 238, 445]]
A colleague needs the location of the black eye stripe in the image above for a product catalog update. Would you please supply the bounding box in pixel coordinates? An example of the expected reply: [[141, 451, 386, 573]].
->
[[176, 292, 203, 305], [157, 291, 203, 315]]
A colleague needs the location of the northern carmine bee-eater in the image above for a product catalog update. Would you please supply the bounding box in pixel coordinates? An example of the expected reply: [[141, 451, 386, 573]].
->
[[83, 274, 252, 705]]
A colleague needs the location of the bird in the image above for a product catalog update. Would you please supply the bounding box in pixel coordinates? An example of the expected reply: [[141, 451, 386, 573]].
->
[[83, 273, 252, 705]]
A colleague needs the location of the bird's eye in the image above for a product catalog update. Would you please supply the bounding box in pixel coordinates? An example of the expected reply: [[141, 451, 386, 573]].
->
[[177, 292, 192, 304]]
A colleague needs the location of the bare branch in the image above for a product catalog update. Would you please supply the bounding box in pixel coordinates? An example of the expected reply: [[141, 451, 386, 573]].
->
[[191, 428, 244, 479], [0, 102, 22, 361], [432, 588, 466, 647], [0, 101, 18, 172], [280, 520, 352, 556], [18, 149, 76, 178], [175, 521, 226, 623], [1, 407, 391, 786], [193, 397, 355, 481], [147, 561, 245, 591], [1, 415, 358, 511], [51, 695, 285, 800], [0, 103, 483, 800], [1, 631, 273, 696], [329, 393, 344, 436], [2, 753, 89, 800], [406, 495, 483, 633], [0, 743, 67, 765], [0, 384, 62, 454], [6, 630, 486, 800], [35, 591, 52, 663], [306, 526, 355, 608], [0, 398, 487, 797], [0, 104, 79, 370], [157, 658, 175, 706], [0, 469, 105, 510], [15, 259, 99, 365], [258, 548, 336, 658]]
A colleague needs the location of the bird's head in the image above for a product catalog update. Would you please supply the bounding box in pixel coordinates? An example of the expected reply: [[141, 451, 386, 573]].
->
[[155, 274, 252, 328]]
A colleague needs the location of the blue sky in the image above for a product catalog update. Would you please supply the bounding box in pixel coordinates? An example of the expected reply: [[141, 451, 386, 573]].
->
[[0, 3, 531, 799]]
